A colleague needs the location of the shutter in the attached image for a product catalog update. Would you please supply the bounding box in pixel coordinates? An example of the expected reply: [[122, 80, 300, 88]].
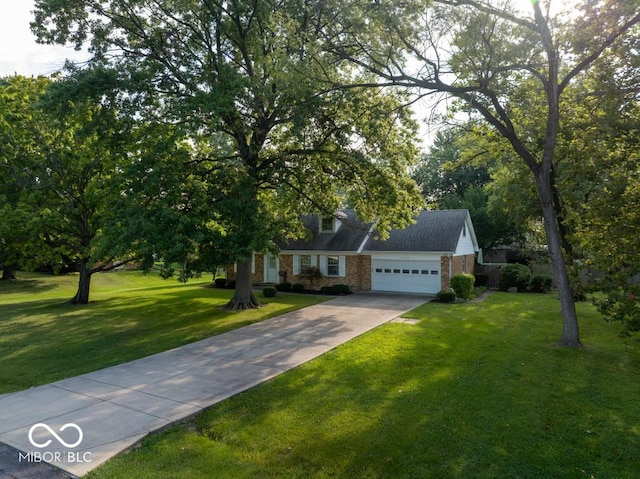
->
[[319, 255, 327, 275], [311, 255, 317, 267], [293, 255, 300, 275], [339, 256, 346, 277]]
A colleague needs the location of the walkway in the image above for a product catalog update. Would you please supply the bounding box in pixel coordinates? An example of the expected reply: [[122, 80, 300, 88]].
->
[[0, 293, 428, 478]]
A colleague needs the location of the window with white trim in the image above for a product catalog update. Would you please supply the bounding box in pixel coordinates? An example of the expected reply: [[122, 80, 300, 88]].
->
[[327, 256, 340, 276], [300, 254, 312, 271], [321, 217, 334, 232]]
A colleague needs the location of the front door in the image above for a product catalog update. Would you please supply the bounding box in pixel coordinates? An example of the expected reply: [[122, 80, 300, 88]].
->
[[264, 254, 279, 283]]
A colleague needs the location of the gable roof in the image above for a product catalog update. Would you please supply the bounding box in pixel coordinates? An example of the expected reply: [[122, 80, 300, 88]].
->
[[280, 209, 477, 254], [363, 210, 472, 253], [279, 210, 373, 252]]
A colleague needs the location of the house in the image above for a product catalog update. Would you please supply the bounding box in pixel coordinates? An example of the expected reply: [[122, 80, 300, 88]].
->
[[228, 209, 479, 294]]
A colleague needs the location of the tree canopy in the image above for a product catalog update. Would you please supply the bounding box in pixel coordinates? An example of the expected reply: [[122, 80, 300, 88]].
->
[[32, 0, 424, 309], [319, 0, 640, 346]]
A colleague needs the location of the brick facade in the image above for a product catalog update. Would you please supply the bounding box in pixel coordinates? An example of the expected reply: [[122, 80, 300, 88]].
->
[[440, 254, 476, 290], [228, 252, 474, 293]]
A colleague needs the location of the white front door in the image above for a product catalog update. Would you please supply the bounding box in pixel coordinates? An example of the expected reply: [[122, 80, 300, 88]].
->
[[264, 254, 279, 283]]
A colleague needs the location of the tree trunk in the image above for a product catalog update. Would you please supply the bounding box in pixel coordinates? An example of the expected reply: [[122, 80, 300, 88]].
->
[[225, 258, 261, 310], [1, 265, 17, 280], [534, 170, 582, 347], [66, 262, 92, 305]]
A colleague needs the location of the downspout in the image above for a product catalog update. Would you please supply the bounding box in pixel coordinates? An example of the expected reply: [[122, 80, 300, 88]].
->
[[448, 254, 453, 289]]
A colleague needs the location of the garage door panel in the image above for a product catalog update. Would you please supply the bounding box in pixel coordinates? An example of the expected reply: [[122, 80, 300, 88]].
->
[[372, 259, 440, 294]]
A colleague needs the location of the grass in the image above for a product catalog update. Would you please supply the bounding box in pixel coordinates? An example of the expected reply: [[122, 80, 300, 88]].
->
[[85, 292, 640, 479], [0, 271, 327, 394]]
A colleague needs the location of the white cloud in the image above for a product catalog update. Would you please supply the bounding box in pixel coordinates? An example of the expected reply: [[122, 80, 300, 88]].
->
[[0, 1, 87, 77]]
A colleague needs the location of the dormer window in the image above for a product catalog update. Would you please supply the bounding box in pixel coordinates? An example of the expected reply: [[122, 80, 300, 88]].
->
[[320, 217, 335, 233]]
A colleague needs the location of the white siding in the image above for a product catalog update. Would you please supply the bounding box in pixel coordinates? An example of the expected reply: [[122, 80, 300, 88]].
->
[[454, 221, 476, 256]]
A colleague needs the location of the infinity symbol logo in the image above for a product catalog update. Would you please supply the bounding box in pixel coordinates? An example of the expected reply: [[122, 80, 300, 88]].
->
[[28, 423, 83, 449]]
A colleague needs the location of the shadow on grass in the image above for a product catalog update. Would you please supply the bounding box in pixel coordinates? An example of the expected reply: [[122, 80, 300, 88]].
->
[[151, 293, 640, 479], [0, 285, 321, 394]]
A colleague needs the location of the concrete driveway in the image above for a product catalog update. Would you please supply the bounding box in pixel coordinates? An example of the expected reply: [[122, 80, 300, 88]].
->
[[0, 292, 428, 477]]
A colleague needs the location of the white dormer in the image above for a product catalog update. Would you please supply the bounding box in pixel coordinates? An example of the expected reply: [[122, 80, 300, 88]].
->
[[319, 214, 344, 233]]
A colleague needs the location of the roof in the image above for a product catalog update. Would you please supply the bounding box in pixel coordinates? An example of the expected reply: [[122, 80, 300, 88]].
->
[[279, 210, 373, 252], [364, 210, 471, 253], [280, 209, 475, 253]]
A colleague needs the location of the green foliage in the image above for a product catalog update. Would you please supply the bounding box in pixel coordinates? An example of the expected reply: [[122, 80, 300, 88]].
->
[[450, 273, 475, 299], [262, 286, 277, 298], [275, 282, 292, 292], [330, 284, 351, 295], [592, 286, 640, 335], [31, 0, 425, 310], [474, 273, 489, 287], [214, 278, 227, 288], [436, 288, 457, 303], [530, 274, 554, 293], [500, 264, 532, 292], [292, 283, 305, 293]]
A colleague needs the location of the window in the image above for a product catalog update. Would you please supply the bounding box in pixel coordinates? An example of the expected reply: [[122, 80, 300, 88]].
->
[[375, 268, 383, 273], [321, 217, 334, 232], [327, 256, 340, 276], [421, 270, 428, 275], [431, 270, 438, 275], [393, 269, 400, 274], [462, 255, 467, 273], [402, 269, 410, 274], [300, 255, 312, 271], [412, 270, 419, 274]]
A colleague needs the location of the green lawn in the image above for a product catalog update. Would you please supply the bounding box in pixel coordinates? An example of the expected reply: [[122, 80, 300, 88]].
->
[[0, 271, 327, 394], [86, 292, 640, 479]]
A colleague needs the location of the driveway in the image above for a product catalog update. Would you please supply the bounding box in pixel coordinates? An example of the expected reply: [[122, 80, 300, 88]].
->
[[0, 292, 428, 477]]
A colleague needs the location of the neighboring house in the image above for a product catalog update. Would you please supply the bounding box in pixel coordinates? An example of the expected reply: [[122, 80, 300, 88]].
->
[[228, 209, 479, 294]]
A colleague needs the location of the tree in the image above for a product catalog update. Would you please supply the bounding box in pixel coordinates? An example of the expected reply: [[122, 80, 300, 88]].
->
[[413, 126, 520, 249], [322, 0, 640, 346], [33, 0, 424, 310], [0, 76, 49, 280], [0, 74, 135, 304]]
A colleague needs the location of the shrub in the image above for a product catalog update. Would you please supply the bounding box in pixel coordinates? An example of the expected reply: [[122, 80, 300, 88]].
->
[[292, 283, 305, 292], [299, 266, 323, 289], [226, 280, 236, 289], [275, 282, 292, 292], [474, 273, 489, 287], [262, 286, 277, 298], [331, 284, 351, 295], [320, 286, 332, 294], [450, 273, 475, 299], [500, 264, 531, 291], [530, 274, 553, 293], [214, 278, 227, 288], [437, 288, 457, 303]]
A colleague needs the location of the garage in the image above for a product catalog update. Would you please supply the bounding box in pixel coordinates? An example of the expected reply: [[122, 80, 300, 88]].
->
[[371, 259, 441, 294]]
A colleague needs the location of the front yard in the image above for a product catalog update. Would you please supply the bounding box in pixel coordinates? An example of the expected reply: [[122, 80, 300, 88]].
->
[[84, 292, 640, 479], [0, 271, 327, 394]]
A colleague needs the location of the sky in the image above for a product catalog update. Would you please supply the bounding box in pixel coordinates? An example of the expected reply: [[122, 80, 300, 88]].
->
[[0, 1, 87, 77]]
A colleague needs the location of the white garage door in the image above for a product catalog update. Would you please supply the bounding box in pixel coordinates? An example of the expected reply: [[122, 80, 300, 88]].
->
[[372, 259, 441, 294]]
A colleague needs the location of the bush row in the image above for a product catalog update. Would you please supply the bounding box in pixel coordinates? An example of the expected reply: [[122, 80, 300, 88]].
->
[[500, 264, 553, 293]]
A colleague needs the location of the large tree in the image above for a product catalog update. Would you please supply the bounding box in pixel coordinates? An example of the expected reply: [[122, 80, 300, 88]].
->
[[33, 0, 423, 310], [0, 74, 134, 304], [320, 0, 640, 346]]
